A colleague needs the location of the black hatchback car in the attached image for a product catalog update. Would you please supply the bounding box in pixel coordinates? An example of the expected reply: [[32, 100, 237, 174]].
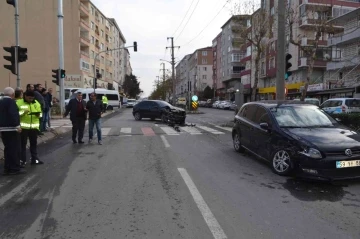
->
[[232, 101, 360, 180], [132, 100, 186, 124]]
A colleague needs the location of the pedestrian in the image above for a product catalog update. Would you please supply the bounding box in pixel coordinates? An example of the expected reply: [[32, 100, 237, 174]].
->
[[17, 90, 44, 166], [41, 88, 50, 132], [63, 92, 87, 144], [86, 93, 103, 145], [47, 88, 53, 127], [102, 94, 108, 113], [15, 87, 23, 101], [0, 87, 26, 175], [27, 84, 45, 135]]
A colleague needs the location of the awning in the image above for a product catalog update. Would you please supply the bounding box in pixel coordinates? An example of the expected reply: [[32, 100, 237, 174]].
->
[[258, 82, 305, 94]]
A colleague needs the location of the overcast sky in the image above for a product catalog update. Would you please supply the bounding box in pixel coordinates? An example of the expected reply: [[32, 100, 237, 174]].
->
[[92, 0, 242, 97]]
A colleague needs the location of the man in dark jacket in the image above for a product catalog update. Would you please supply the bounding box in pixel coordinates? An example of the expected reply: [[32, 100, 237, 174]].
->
[[0, 87, 26, 175], [86, 93, 103, 145], [64, 92, 87, 144]]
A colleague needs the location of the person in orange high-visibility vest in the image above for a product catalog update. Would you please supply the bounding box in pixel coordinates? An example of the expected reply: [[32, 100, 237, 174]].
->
[[16, 91, 44, 166]]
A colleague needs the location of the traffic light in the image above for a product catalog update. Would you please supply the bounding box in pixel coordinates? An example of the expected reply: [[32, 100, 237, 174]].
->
[[6, 0, 15, 7], [18, 47, 28, 63], [60, 69, 66, 78], [96, 72, 102, 79], [52, 69, 59, 85], [133, 41, 137, 52], [285, 54, 292, 80], [3, 46, 16, 74]]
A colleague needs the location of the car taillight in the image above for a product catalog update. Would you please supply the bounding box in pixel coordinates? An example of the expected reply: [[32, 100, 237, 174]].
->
[[342, 105, 346, 112]]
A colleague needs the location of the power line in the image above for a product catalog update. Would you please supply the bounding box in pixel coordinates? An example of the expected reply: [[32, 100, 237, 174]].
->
[[175, 0, 201, 40], [181, 0, 230, 47], [172, 0, 197, 37]]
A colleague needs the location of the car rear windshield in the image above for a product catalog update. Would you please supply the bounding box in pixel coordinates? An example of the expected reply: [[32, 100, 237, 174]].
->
[[345, 99, 360, 107], [271, 106, 337, 128], [127, 99, 136, 102]]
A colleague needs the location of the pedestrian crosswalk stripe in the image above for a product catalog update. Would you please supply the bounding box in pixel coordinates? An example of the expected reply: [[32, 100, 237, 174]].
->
[[120, 127, 131, 134], [181, 126, 202, 135], [160, 127, 179, 135], [197, 126, 225, 135], [213, 125, 232, 132], [102, 128, 112, 136]]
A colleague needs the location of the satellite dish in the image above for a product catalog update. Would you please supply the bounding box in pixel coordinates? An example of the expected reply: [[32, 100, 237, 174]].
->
[[324, 54, 331, 60]]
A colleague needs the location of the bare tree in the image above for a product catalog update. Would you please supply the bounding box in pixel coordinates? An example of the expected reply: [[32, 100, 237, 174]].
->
[[233, 1, 273, 101], [287, 1, 336, 100]]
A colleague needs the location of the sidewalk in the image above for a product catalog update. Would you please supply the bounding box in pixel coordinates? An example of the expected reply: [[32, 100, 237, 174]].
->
[[0, 110, 116, 160]]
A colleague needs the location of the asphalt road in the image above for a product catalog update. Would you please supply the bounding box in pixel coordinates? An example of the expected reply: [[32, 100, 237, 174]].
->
[[0, 108, 359, 239]]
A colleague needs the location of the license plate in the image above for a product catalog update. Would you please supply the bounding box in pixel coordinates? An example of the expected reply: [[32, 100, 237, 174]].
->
[[336, 160, 360, 168]]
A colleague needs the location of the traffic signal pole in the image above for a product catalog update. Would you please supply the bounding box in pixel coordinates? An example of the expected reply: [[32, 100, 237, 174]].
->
[[14, 0, 20, 87], [276, 0, 286, 100], [58, 0, 65, 115]]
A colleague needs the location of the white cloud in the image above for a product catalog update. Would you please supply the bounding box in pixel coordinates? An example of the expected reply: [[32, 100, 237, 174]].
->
[[92, 0, 236, 96]]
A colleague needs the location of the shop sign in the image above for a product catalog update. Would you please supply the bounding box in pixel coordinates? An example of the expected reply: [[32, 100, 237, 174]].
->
[[307, 83, 324, 92], [64, 75, 84, 88]]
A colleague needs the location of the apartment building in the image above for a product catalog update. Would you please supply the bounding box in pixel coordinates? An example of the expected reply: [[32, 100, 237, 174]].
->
[[0, 0, 128, 95], [325, 8, 360, 98], [175, 47, 213, 99], [257, 0, 359, 101], [212, 15, 250, 100]]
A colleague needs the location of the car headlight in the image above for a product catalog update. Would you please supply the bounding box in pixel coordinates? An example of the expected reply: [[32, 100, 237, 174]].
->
[[299, 148, 322, 159]]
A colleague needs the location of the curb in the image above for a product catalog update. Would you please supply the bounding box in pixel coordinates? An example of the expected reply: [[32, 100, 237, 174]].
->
[[0, 109, 119, 161]]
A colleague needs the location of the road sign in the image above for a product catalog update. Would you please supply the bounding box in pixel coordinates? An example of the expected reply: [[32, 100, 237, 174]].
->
[[192, 95, 198, 102], [192, 101, 198, 110]]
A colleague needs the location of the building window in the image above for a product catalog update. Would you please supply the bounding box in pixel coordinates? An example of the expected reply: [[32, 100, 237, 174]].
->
[[269, 57, 275, 69], [110, 73, 112, 79], [101, 30, 104, 37], [202, 59, 208, 64], [91, 7, 94, 15], [81, 60, 90, 71], [91, 36, 94, 44], [110, 61, 112, 66], [246, 46, 251, 56], [202, 75, 207, 79], [101, 69, 105, 77], [101, 16, 104, 24], [101, 56, 105, 64], [100, 43, 104, 50], [232, 53, 241, 62], [270, 7, 275, 15], [228, 35, 231, 41], [246, 19, 251, 27], [91, 22, 94, 30], [90, 50, 94, 59], [228, 46, 231, 52], [202, 51, 208, 56], [203, 67, 207, 71]]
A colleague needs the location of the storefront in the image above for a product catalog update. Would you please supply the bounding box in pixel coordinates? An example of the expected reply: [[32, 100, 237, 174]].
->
[[258, 82, 305, 100]]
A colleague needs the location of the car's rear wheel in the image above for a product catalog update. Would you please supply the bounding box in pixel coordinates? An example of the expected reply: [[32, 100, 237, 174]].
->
[[161, 114, 167, 123], [134, 112, 142, 121], [233, 131, 245, 153], [271, 150, 293, 176]]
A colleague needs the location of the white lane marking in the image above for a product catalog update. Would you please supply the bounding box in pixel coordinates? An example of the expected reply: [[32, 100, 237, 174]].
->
[[119, 135, 132, 137], [160, 127, 180, 135], [0, 175, 35, 207], [62, 126, 73, 128], [213, 125, 232, 132], [181, 126, 203, 135], [178, 168, 227, 239], [197, 126, 225, 135], [160, 135, 170, 148], [120, 127, 132, 134]]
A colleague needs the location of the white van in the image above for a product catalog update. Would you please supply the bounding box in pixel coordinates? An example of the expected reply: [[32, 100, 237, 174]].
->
[[65, 88, 121, 110], [293, 98, 320, 106], [320, 98, 360, 114]]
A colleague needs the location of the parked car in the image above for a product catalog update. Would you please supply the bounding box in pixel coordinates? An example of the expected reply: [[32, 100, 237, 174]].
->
[[126, 99, 137, 108], [132, 100, 186, 124], [219, 101, 232, 110], [232, 100, 360, 180], [212, 101, 220, 108], [320, 98, 360, 114], [293, 98, 320, 106], [230, 101, 237, 111]]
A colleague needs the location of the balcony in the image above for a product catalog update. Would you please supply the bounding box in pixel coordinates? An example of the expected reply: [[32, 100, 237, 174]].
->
[[298, 57, 327, 68], [231, 71, 242, 79], [95, 29, 99, 36], [80, 19, 90, 31], [301, 37, 327, 46], [327, 55, 360, 70], [80, 33, 90, 46], [79, 2, 89, 16], [240, 69, 251, 76], [328, 27, 360, 46], [299, 16, 344, 32], [81, 50, 90, 58]]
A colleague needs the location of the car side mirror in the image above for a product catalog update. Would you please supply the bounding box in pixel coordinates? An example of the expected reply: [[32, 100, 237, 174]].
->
[[259, 122, 270, 131]]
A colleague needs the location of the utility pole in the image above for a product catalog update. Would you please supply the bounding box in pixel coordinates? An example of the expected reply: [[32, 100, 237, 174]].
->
[[276, 0, 286, 100], [58, 0, 65, 115], [15, 0, 20, 87], [166, 37, 180, 104], [160, 63, 166, 100]]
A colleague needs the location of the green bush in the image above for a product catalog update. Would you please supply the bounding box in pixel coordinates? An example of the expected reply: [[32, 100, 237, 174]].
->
[[330, 113, 360, 131]]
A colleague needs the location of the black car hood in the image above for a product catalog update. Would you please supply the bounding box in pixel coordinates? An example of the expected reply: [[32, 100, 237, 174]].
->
[[283, 127, 360, 152], [167, 106, 185, 112]]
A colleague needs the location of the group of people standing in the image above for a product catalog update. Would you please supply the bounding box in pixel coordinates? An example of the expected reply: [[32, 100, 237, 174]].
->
[[64, 91, 104, 145], [0, 86, 46, 175]]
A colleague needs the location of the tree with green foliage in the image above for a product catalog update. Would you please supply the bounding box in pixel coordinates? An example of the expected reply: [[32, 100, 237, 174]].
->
[[123, 74, 142, 98], [202, 86, 214, 99]]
